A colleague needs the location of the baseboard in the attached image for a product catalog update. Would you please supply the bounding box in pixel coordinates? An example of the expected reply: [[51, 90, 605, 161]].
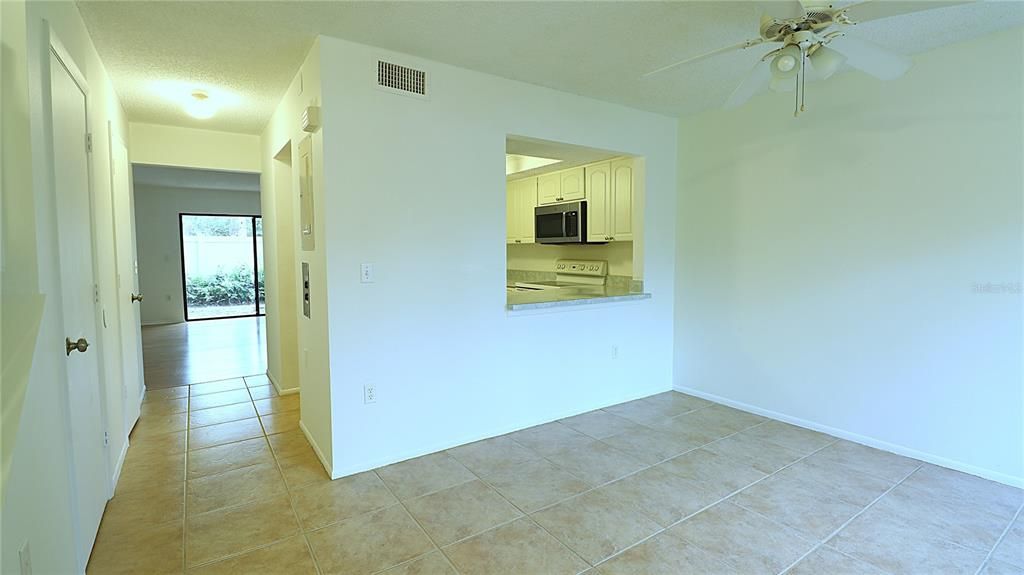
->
[[328, 384, 672, 479], [299, 420, 332, 478], [109, 437, 130, 497], [673, 384, 1024, 488], [265, 371, 299, 396]]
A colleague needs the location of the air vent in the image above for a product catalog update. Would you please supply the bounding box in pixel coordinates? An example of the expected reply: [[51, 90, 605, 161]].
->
[[377, 60, 427, 97]]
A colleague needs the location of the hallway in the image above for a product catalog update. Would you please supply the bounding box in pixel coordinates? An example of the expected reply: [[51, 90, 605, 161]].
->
[[142, 317, 268, 389], [87, 375, 310, 574]]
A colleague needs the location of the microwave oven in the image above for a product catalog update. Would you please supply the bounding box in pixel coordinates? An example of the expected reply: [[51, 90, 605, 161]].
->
[[535, 201, 589, 244]]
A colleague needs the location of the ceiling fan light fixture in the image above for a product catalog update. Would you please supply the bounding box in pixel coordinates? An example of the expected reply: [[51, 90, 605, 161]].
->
[[770, 45, 802, 80], [810, 45, 847, 79]]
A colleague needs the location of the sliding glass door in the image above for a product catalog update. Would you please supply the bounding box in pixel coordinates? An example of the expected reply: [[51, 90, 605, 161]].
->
[[180, 214, 264, 321]]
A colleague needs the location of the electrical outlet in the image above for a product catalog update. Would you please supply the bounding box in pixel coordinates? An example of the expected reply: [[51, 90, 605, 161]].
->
[[19, 541, 32, 575], [611, 345, 619, 359], [360, 263, 374, 283], [363, 384, 376, 404]]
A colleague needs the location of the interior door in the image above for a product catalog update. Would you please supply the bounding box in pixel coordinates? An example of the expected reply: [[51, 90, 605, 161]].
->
[[110, 128, 144, 426], [50, 46, 109, 568]]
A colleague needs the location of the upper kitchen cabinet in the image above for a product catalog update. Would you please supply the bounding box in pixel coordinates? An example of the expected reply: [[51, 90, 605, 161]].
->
[[506, 177, 536, 244], [538, 167, 585, 205], [537, 172, 560, 205], [585, 162, 611, 242], [610, 158, 634, 241], [560, 167, 585, 202], [586, 158, 633, 242]]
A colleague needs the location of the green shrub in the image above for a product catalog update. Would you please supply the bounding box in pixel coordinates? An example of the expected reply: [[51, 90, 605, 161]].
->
[[186, 266, 260, 307]]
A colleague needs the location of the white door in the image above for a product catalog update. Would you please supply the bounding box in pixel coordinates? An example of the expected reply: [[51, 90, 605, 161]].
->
[[110, 129, 144, 425], [50, 47, 109, 568]]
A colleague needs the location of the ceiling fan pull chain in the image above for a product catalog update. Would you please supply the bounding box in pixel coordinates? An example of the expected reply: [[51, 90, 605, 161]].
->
[[800, 48, 807, 113], [794, 61, 800, 117]]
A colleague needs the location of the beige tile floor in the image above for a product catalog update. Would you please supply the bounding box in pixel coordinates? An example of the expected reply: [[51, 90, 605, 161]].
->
[[87, 388, 1023, 575]]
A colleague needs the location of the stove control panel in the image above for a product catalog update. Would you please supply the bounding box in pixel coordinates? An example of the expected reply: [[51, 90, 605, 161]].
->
[[555, 259, 607, 276]]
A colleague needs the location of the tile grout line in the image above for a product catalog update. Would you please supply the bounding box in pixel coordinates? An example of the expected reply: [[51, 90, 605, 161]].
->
[[586, 433, 839, 572], [442, 405, 782, 570], [441, 453, 596, 573], [180, 383, 311, 573], [507, 410, 771, 518], [773, 463, 924, 575], [259, 389, 326, 575], [973, 500, 1024, 575], [369, 469, 463, 575]]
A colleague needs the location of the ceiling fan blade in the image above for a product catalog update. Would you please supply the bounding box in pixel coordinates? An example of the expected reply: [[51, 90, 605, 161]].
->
[[724, 61, 773, 109], [769, 76, 796, 93], [840, 0, 975, 24], [642, 38, 765, 78], [759, 0, 807, 20], [828, 35, 910, 80]]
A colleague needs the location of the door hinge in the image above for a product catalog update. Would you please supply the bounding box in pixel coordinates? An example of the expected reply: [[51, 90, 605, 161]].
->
[[103, 431, 109, 446], [93, 284, 100, 304], [85, 133, 93, 154]]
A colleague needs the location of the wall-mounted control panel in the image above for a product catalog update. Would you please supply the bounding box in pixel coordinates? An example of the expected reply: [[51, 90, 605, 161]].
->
[[299, 135, 315, 251], [301, 262, 311, 318]]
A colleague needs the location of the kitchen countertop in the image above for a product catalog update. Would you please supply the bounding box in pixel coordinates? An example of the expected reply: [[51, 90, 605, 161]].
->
[[506, 284, 651, 311]]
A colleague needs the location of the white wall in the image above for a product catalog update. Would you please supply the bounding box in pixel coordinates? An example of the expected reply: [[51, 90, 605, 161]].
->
[[130, 123, 261, 173], [261, 42, 328, 459], [676, 27, 1024, 486], [318, 37, 678, 477], [134, 184, 261, 325], [2, 0, 132, 572]]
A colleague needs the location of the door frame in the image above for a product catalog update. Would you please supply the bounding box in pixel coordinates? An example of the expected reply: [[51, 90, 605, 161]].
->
[[178, 212, 265, 322], [45, 22, 113, 571]]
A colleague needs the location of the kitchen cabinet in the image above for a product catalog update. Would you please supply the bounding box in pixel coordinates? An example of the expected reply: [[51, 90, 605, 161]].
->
[[560, 167, 585, 201], [586, 158, 633, 242], [506, 177, 536, 244], [538, 167, 584, 205], [610, 158, 634, 241], [585, 162, 611, 242], [537, 172, 560, 205]]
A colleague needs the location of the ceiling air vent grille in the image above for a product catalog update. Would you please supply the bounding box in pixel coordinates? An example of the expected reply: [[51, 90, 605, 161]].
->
[[377, 60, 427, 97]]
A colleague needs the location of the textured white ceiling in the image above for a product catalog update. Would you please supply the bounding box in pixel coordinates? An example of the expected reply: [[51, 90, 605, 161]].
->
[[77, 1, 1024, 134]]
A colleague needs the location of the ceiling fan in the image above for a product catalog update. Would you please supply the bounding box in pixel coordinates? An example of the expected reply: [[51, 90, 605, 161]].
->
[[644, 1, 970, 116]]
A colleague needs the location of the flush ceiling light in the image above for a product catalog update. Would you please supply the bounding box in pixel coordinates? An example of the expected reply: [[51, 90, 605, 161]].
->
[[184, 91, 215, 119], [149, 80, 240, 120]]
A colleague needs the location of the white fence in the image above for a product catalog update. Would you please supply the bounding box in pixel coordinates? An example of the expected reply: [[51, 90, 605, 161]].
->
[[182, 236, 254, 277]]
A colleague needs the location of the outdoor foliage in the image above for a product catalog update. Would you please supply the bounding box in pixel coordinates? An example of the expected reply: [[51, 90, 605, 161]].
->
[[186, 266, 265, 307]]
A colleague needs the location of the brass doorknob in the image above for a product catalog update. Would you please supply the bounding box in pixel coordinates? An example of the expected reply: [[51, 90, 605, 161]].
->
[[131, 293, 144, 303], [65, 337, 89, 356]]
